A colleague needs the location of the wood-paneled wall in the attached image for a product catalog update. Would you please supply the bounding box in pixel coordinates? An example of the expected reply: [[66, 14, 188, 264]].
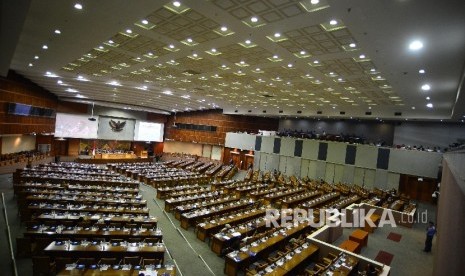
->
[[165, 110, 278, 145], [0, 71, 57, 134]]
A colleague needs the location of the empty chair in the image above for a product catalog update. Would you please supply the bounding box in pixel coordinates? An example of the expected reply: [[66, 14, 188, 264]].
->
[[125, 223, 138, 229], [128, 238, 142, 243], [110, 239, 124, 244], [109, 222, 122, 228], [142, 258, 161, 267], [34, 238, 52, 255], [123, 256, 141, 266], [92, 237, 106, 243], [16, 236, 32, 258], [77, 258, 95, 267], [141, 223, 156, 229], [32, 255, 55, 276], [55, 257, 74, 273], [98, 258, 118, 266], [144, 237, 161, 244]]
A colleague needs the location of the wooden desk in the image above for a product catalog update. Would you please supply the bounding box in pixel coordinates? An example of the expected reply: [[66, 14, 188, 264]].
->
[[24, 227, 162, 241], [339, 239, 361, 254], [261, 243, 319, 275], [36, 213, 157, 227], [57, 266, 176, 276], [196, 208, 266, 242], [180, 201, 252, 230], [349, 229, 368, 247], [44, 242, 165, 262], [319, 254, 359, 276], [363, 214, 381, 233], [224, 222, 312, 276]]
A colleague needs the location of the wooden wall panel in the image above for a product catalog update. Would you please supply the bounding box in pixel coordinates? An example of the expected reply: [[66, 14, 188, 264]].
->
[[0, 71, 57, 135], [67, 138, 80, 156], [165, 110, 278, 145]]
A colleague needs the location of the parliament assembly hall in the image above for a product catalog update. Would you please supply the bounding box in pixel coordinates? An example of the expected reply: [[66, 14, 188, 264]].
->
[[0, 0, 464, 275]]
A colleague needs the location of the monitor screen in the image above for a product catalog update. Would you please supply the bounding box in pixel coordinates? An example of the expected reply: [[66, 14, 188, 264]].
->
[[134, 121, 164, 142], [54, 113, 99, 139]]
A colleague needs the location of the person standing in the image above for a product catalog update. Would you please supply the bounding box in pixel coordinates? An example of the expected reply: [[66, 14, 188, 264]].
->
[[424, 221, 436, 252]]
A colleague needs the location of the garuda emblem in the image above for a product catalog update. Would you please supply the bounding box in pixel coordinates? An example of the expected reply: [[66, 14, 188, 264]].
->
[[109, 120, 126, 132]]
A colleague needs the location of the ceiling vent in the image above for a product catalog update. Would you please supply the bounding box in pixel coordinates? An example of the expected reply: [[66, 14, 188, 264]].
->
[[340, 111, 346, 115], [297, 111, 302, 114], [317, 111, 322, 114], [365, 111, 372, 115], [262, 110, 266, 113], [279, 110, 283, 113], [394, 112, 402, 116]]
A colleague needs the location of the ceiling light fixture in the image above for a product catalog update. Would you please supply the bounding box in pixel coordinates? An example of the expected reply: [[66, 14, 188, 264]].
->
[[426, 96, 430, 100], [74, 3, 83, 10], [28, 63, 33, 67], [245, 39, 251, 44], [173, 1, 181, 7], [42, 45, 48, 50], [251, 17, 258, 23], [426, 103, 433, 108], [220, 26, 228, 32], [54, 29, 61, 34], [34, 55, 39, 59], [329, 20, 338, 25], [349, 43, 356, 48], [108, 40, 114, 44], [126, 29, 132, 34], [419, 69, 425, 74], [409, 40, 423, 51], [311, 0, 320, 4], [141, 19, 148, 25], [421, 84, 431, 91], [274, 33, 281, 38], [359, 54, 366, 59]]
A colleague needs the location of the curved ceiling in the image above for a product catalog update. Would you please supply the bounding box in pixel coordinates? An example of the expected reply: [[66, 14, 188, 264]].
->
[[5, 0, 465, 120]]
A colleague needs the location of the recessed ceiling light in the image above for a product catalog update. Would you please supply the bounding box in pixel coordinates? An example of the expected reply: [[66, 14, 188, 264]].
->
[[411, 106, 416, 110], [28, 63, 33, 67], [240, 60, 245, 64], [332, 106, 336, 109], [426, 103, 433, 108], [311, 0, 320, 4], [126, 29, 132, 34], [251, 17, 258, 23], [54, 29, 61, 34], [349, 43, 356, 48], [273, 54, 278, 59], [221, 64, 226, 68], [211, 48, 217, 52], [57, 80, 62, 84], [368, 107, 372, 110], [370, 68, 376, 72], [245, 39, 251, 44], [108, 40, 114, 44], [409, 40, 423, 50], [419, 69, 425, 74], [141, 19, 149, 25], [186, 38, 193, 43], [74, 3, 83, 10], [421, 84, 431, 91], [163, 90, 173, 95], [173, 1, 181, 7], [329, 20, 338, 25], [192, 53, 198, 57], [287, 64, 293, 68], [147, 52, 153, 56], [426, 96, 431, 100], [274, 33, 281, 38], [313, 60, 319, 64], [359, 54, 366, 59], [220, 26, 228, 32], [34, 55, 39, 59], [300, 50, 306, 55], [169, 44, 175, 49], [42, 45, 48, 50]]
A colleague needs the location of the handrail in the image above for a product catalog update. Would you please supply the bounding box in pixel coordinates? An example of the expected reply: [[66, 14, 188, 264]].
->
[[1, 193, 18, 276]]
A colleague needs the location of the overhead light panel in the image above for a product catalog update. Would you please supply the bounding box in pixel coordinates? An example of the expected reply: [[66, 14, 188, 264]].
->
[[164, 1, 190, 14], [409, 40, 423, 51]]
